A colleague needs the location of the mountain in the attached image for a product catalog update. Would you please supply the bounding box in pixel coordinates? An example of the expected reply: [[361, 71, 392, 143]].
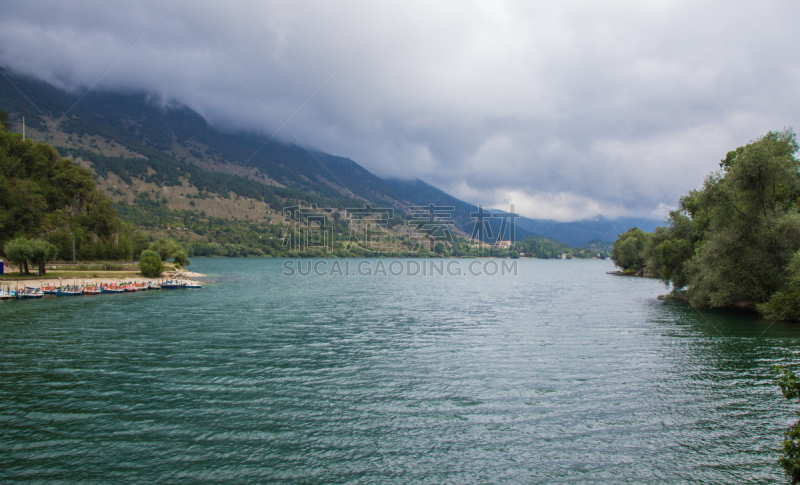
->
[[0, 69, 405, 206], [386, 178, 662, 246], [385, 178, 537, 242], [0, 68, 662, 247], [513, 215, 662, 247]]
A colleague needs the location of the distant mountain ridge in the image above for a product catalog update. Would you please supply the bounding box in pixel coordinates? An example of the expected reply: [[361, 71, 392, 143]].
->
[[0, 68, 662, 246], [513, 215, 661, 247], [387, 177, 661, 246]]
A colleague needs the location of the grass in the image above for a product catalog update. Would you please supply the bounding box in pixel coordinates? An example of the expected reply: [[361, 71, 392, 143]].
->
[[0, 270, 141, 281], [0, 262, 183, 281], [73, 263, 134, 271]]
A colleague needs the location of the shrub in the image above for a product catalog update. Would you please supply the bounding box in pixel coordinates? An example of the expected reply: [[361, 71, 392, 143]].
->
[[173, 250, 190, 268], [138, 250, 163, 277]]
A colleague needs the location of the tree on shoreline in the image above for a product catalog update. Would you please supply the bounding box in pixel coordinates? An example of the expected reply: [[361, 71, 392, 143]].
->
[[613, 129, 800, 318], [149, 238, 190, 268], [2, 238, 58, 275], [138, 250, 163, 277], [610, 227, 649, 272], [29, 239, 58, 275], [4, 238, 31, 275]]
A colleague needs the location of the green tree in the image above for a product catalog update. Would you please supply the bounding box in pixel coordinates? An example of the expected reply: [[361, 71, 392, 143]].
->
[[611, 227, 649, 272], [172, 250, 190, 268], [4, 238, 32, 275], [0, 110, 9, 131], [758, 250, 800, 321], [131, 231, 151, 259], [149, 238, 185, 262], [620, 129, 800, 316], [28, 239, 58, 275], [645, 209, 696, 290], [4, 180, 47, 239], [686, 130, 800, 308], [0, 123, 132, 262], [138, 250, 163, 277]]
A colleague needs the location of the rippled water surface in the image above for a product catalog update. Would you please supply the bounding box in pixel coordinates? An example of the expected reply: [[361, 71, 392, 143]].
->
[[3, 258, 800, 483]]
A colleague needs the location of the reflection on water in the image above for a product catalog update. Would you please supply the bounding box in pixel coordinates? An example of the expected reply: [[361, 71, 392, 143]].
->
[[1, 258, 798, 483]]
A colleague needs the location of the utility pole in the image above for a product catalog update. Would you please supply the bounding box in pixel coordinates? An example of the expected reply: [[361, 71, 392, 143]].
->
[[72, 232, 75, 264], [22, 117, 25, 141]]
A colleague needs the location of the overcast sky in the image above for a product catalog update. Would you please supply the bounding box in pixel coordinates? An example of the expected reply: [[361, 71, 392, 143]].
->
[[1, 1, 798, 221]]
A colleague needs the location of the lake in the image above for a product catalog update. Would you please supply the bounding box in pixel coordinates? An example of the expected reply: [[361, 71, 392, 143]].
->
[[2, 258, 799, 483]]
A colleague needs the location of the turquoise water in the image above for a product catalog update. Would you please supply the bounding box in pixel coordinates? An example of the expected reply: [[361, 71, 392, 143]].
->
[[2, 258, 800, 483]]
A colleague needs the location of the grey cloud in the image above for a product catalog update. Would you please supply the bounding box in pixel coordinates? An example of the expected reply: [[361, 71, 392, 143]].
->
[[1, 0, 798, 221]]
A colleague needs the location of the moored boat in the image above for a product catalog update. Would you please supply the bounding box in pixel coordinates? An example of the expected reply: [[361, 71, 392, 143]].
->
[[82, 286, 102, 295], [183, 281, 202, 289], [161, 280, 183, 289], [21, 287, 45, 299], [55, 285, 83, 296], [101, 283, 124, 294], [120, 282, 142, 292]]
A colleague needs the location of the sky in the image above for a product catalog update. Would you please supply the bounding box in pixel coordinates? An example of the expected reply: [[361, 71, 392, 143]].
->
[[1, 1, 798, 222]]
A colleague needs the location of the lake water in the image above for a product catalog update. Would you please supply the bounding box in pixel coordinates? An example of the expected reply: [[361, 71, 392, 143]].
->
[[2, 258, 800, 483]]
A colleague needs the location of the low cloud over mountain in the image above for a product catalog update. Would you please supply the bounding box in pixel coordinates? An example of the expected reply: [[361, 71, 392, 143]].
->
[[2, 1, 798, 221]]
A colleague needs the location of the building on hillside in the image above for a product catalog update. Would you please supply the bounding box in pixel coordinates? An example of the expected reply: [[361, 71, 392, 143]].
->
[[470, 242, 493, 250]]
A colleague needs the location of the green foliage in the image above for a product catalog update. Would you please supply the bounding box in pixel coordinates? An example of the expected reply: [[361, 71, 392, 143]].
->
[[148, 237, 191, 268], [4, 237, 32, 275], [0, 110, 9, 131], [611, 227, 649, 271], [138, 250, 163, 277], [3, 237, 57, 275], [645, 211, 696, 289], [775, 366, 800, 484], [777, 366, 800, 400], [0, 122, 134, 262], [131, 231, 151, 259], [616, 130, 800, 316], [516, 236, 570, 259], [685, 131, 800, 308], [149, 238, 184, 262], [173, 250, 190, 268], [28, 239, 58, 275], [758, 250, 800, 321]]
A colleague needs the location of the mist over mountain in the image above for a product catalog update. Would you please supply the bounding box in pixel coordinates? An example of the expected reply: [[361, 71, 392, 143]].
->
[[2, 68, 659, 246], [2, 1, 796, 225]]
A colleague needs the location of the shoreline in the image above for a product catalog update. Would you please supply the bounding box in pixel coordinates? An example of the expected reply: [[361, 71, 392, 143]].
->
[[0, 268, 206, 288]]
